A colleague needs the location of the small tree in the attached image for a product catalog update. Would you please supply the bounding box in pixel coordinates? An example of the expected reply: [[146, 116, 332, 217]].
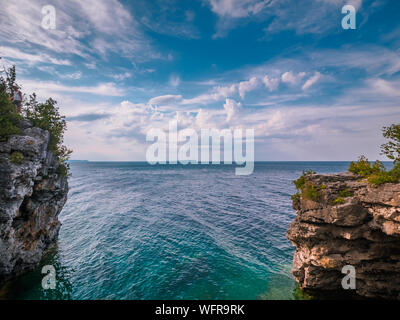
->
[[0, 65, 21, 141], [381, 124, 400, 164], [26, 94, 66, 152], [3, 65, 17, 93], [25, 94, 72, 175]]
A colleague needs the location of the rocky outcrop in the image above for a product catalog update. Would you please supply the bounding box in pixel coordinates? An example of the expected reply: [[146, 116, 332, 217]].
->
[[0, 121, 68, 285], [287, 172, 400, 300]]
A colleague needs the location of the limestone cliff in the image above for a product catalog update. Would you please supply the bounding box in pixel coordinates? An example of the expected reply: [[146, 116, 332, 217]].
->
[[287, 172, 400, 300], [0, 120, 68, 285]]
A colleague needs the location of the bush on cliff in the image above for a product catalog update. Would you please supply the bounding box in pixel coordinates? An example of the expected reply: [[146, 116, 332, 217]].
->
[[348, 156, 384, 176], [348, 124, 400, 186], [9, 151, 23, 165], [25, 94, 72, 176], [348, 156, 399, 185], [0, 66, 21, 142], [292, 170, 325, 202]]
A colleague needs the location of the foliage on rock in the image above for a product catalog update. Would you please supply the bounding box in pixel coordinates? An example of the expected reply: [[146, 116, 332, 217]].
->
[[25, 94, 72, 175], [0, 66, 21, 142], [292, 170, 326, 202], [9, 151, 23, 165], [348, 155, 400, 186]]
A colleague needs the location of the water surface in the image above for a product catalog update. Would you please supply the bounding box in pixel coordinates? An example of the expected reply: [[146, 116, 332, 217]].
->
[[3, 162, 354, 300]]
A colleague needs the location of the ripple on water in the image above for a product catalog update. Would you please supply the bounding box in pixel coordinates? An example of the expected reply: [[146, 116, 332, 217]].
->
[[4, 162, 352, 300]]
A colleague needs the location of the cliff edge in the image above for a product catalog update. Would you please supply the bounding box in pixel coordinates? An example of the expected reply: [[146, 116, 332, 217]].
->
[[287, 172, 400, 299], [0, 120, 68, 285]]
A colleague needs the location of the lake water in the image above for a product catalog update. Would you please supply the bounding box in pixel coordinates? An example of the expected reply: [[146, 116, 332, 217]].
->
[[2, 162, 354, 300]]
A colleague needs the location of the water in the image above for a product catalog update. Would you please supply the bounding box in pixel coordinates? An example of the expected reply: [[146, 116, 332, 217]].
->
[[2, 162, 354, 300]]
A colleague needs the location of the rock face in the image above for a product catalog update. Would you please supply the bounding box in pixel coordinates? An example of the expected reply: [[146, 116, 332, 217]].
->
[[287, 172, 400, 300], [0, 121, 68, 285]]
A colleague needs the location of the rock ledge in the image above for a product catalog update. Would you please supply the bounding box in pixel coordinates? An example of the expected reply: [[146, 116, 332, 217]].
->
[[0, 121, 68, 285], [287, 172, 400, 299]]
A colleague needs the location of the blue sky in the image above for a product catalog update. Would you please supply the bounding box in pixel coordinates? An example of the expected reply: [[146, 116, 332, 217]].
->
[[1, 0, 400, 161]]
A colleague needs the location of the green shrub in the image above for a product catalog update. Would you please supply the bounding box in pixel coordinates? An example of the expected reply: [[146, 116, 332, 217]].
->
[[9, 151, 23, 165], [338, 188, 353, 198], [291, 193, 301, 204], [333, 197, 345, 205], [348, 156, 375, 176], [391, 162, 400, 179], [372, 160, 385, 173], [0, 71, 21, 141], [348, 155, 399, 186], [330, 188, 353, 205], [367, 171, 398, 186], [302, 183, 325, 202], [292, 170, 324, 202], [57, 163, 70, 177], [348, 124, 400, 186], [25, 94, 72, 175], [293, 169, 315, 190], [26, 94, 65, 152]]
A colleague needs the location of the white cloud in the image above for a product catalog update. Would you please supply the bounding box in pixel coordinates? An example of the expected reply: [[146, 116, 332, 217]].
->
[[195, 109, 214, 128], [112, 72, 133, 81], [207, 0, 365, 38], [139, 3, 200, 39], [148, 95, 183, 105], [207, 0, 268, 18], [0, 46, 71, 66], [62, 72, 82, 80], [77, 0, 133, 35], [238, 77, 259, 99], [58, 80, 400, 161], [0, 1, 87, 57], [368, 78, 400, 97], [0, 0, 156, 63], [351, 78, 400, 99], [302, 72, 322, 90], [85, 62, 97, 70], [223, 98, 241, 122], [281, 71, 306, 85], [181, 84, 237, 105], [20, 79, 125, 97], [265, 0, 364, 35], [310, 46, 400, 76], [262, 75, 280, 91]]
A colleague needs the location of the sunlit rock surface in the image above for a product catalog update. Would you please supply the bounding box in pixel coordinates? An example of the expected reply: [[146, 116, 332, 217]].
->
[[287, 172, 400, 300]]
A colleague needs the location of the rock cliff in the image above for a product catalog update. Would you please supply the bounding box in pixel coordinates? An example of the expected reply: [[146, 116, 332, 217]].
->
[[287, 172, 400, 300], [0, 121, 68, 285]]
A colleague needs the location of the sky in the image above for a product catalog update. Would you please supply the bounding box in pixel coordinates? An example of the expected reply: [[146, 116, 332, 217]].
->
[[0, 0, 399, 161]]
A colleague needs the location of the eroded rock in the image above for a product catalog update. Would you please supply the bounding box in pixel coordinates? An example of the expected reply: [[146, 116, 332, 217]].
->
[[287, 173, 400, 299], [0, 121, 68, 285]]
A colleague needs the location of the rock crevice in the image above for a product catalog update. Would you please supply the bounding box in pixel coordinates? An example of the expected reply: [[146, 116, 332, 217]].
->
[[287, 172, 400, 299], [0, 121, 68, 285]]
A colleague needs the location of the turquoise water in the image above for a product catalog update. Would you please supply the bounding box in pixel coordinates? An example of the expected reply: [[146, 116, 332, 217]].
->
[[2, 162, 354, 300]]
